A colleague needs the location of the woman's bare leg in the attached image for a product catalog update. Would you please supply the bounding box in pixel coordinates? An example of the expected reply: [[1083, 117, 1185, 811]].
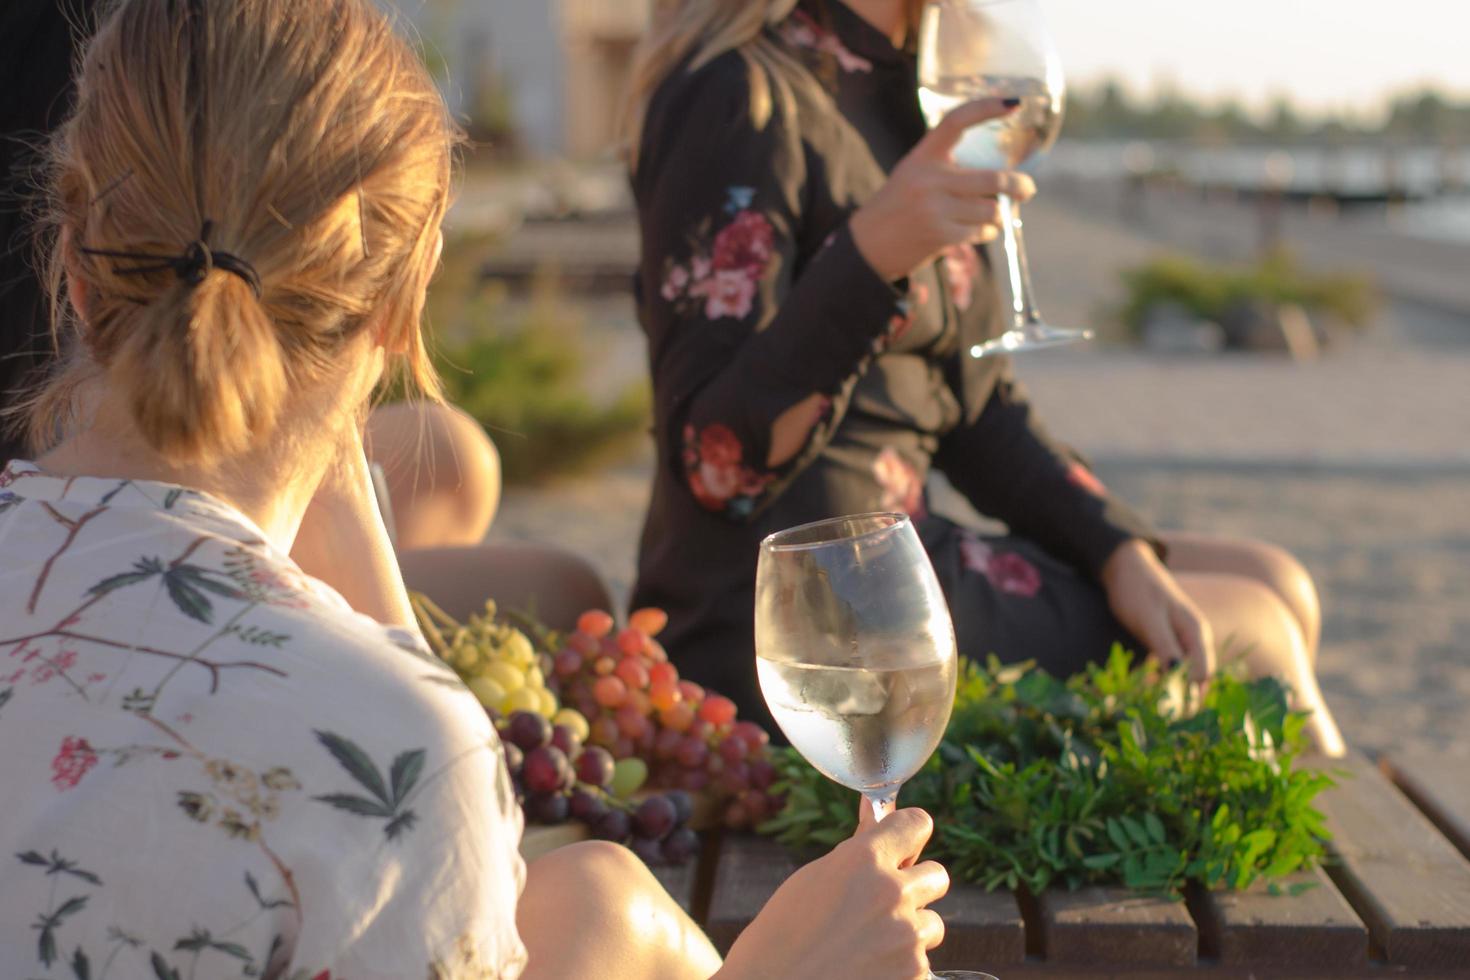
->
[[1174, 570, 1346, 757], [517, 841, 722, 980], [366, 401, 501, 550], [1162, 532, 1322, 661]]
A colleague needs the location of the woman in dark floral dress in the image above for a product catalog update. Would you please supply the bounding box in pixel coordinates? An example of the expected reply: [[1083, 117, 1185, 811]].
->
[[627, 0, 1344, 753]]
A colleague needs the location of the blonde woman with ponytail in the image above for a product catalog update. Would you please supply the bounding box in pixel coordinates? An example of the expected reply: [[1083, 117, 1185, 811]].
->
[[0, 1, 958, 977], [627, 0, 1344, 757]]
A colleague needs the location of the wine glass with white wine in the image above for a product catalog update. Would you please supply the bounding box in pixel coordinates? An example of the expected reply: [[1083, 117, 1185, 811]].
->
[[917, 0, 1090, 358], [757, 514, 992, 979]]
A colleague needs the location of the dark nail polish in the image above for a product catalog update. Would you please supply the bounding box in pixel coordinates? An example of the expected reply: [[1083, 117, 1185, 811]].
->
[[1001, 97, 1021, 108]]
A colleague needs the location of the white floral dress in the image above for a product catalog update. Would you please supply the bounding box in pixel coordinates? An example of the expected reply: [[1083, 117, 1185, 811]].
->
[[0, 461, 527, 979]]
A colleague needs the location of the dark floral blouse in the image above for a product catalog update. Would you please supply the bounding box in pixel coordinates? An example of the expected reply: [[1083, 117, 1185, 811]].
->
[[629, 0, 1157, 725]]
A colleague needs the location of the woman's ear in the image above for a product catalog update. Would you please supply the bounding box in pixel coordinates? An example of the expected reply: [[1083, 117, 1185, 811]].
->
[[61, 226, 91, 325]]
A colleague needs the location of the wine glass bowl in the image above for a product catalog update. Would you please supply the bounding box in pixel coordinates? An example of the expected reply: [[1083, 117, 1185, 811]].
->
[[917, 0, 1093, 357], [755, 513, 957, 818]]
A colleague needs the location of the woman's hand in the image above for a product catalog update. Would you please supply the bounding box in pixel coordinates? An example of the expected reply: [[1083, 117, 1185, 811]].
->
[[1102, 539, 1216, 683], [850, 98, 1036, 282], [715, 807, 948, 980]]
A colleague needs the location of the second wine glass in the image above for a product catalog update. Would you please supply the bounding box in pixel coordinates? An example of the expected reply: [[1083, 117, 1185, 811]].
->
[[755, 513, 956, 823], [917, 0, 1092, 357]]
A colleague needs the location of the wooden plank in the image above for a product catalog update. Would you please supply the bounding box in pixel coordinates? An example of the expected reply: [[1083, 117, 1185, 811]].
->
[[927, 885, 1027, 971], [704, 834, 803, 952], [1039, 887, 1196, 966], [1195, 866, 1368, 968], [1313, 753, 1470, 968], [1383, 753, 1470, 861]]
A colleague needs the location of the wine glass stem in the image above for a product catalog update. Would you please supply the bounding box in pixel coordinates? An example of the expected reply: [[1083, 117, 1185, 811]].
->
[[998, 192, 1043, 328], [864, 790, 898, 823]]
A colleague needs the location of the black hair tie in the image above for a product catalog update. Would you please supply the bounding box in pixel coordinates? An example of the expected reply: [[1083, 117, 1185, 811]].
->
[[79, 219, 263, 300]]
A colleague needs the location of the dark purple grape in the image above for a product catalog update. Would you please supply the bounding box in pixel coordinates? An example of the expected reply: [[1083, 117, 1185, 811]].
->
[[664, 789, 695, 826], [748, 758, 776, 791], [661, 826, 700, 864], [525, 792, 569, 824], [522, 746, 570, 796], [675, 736, 708, 770], [569, 788, 609, 824], [551, 724, 583, 759], [630, 835, 665, 867], [502, 742, 524, 777], [506, 711, 553, 752], [575, 746, 616, 789], [633, 795, 677, 840], [591, 808, 631, 842]]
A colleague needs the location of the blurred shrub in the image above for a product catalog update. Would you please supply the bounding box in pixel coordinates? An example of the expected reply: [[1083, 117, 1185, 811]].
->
[[1117, 249, 1377, 338], [386, 235, 649, 484]]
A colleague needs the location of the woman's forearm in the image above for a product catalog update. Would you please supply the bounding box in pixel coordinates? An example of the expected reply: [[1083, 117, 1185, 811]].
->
[[291, 448, 417, 628]]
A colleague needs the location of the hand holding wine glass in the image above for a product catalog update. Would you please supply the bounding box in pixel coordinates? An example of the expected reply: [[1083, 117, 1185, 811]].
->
[[755, 514, 1001, 978], [918, 0, 1092, 357], [850, 98, 1037, 283]]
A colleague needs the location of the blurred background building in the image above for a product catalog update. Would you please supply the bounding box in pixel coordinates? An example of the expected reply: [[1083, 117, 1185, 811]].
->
[[401, 0, 651, 159]]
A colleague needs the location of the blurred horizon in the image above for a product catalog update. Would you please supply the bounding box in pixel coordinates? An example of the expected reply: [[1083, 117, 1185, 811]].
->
[[1044, 0, 1469, 121]]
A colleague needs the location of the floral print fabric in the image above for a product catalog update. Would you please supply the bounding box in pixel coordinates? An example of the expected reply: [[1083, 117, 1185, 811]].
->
[[0, 461, 526, 979]]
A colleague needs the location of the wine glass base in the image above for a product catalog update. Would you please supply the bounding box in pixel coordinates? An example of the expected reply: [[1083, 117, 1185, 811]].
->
[[969, 323, 1094, 359]]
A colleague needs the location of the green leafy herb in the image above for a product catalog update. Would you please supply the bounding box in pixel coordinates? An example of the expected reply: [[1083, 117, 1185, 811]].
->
[[760, 647, 1334, 896]]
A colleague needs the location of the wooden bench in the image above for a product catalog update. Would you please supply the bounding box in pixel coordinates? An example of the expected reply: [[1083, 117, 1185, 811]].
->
[[641, 753, 1470, 977]]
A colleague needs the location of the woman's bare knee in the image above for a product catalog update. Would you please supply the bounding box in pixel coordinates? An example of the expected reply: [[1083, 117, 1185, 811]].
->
[[1163, 532, 1321, 654], [519, 841, 720, 979]]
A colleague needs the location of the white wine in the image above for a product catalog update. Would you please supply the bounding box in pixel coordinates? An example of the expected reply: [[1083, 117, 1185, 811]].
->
[[757, 656, 955, 793], [918, 74, 1062, 173]]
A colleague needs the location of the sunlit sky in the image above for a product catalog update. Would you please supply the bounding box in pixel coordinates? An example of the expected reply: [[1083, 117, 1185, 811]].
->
[[1043, 0, 1469, 118]]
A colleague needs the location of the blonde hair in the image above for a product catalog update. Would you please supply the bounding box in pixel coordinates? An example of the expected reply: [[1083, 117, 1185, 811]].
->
[[28, 0, 459, 465], [625, 0, 926, 171], [625, 0, 803, 171]]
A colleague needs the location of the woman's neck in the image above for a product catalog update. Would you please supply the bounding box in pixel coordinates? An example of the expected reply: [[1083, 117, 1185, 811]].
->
[[840, 0, 907, 44], [35, 387, 336, 552]]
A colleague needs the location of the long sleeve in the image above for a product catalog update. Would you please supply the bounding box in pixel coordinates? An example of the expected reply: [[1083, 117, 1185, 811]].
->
[[933, 362, 1162, 578], [634, 54, 906, 521]]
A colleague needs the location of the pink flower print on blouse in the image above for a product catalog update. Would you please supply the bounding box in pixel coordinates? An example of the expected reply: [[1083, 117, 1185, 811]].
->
[[873, 447, 926, 518], [690, 269, 758, 320], [660, 187, 775, 322], [942, 244, 982, 312], [1066, 461, 1108, 497], [712, 209, 775, 274], [51, 736, 98, 790], [683, 423, 776, 518], [959, 533, 1042, 598], [781, 9, 874, 74], [661, 265, 690, 302]]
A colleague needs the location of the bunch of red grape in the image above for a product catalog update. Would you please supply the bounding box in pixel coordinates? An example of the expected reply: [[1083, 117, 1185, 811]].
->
[[498, 709, 700, 865], [551, 608, 783, 830]]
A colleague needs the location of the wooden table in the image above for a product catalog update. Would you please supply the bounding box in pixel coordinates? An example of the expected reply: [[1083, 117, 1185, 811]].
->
[[647, 754, 1470, 978]]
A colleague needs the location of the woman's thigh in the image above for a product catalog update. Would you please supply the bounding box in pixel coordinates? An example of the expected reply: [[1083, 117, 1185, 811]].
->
[[1161, 531, 1321, 655], [919, 520, 1138, 675]]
